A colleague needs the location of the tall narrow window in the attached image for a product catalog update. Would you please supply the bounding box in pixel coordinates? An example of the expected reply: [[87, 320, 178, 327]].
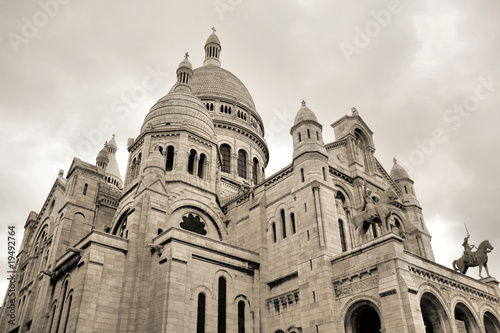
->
[[252, 158, 259, 184], [339, 219, 347, 252], [48, 303, 57, 333], [301, 169, 305, 182], [238, 150, 247, 179], [83, 184, 88, 195], [62, 294, 73, 333], [198, 154, 206, 178], [307, 129, 311, 138], [188, 150, 196, 175], [316, 131, 319, 140], [55, 281, 69, 333], [298, 132, 302, 142], [238, 301, 245, 333], [280, 209, 286, 239], [220, 144, 231, 173], [166, 146, 175, 171], [218, 277, 226, 333], [322, 167, 326, 180], [197, 293, 206, 333], [272, 223, 277, 243], [290, 213, 296, 234]]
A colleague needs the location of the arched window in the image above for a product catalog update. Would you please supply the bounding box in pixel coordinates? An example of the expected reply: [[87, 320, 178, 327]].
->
[[55, 280, 69, 333], [166, 146, 175, 171], [48, 302, 57, 333], [62, 294, 73, 333], [188, 149, 197, 175], [272, 223, 277, 243], [238, 300, 245, 333], [307, 129, 311, 138], [198, 154, 206, 178], [290, 213, 296, 234], [280, 209, 286, 239], [238, 150, 247, 179], [220, 144, 231, 173], [301, 169, 305, 182], [218, 277, 226, 333], [339, 219, 347, 252], [252, 158, 259, 184], [113, 212, 128, 238], [197, 293, 206, 333], [298, 132, 301, 142], [83, 183, 88, 195]]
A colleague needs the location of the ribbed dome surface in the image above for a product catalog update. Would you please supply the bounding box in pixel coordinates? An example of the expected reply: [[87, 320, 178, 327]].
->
[[142, 90, 215, 139], [294, 102, 318, 125], [97, 147, 109, 161], [390, 159, 410, 180], [190, 65, 256, 110]]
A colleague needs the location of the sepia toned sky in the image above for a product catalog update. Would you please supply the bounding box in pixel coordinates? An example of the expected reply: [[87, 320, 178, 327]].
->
[[1, 0, 499, 298]]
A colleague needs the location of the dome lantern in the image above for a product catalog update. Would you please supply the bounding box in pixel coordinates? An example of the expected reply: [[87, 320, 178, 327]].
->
[[174, 53, 193, 92], [203, 27, 221, 67]]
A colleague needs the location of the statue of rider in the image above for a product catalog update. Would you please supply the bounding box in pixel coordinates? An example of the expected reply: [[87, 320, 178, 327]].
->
[[462, 235, 476, 265]]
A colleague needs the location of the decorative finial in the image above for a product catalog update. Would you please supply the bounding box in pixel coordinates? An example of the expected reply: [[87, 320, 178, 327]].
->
[[184, 52, 189, 59], [351, 107, 358, 116], [301, 100, 306, 107], [212, 27, 216, 33], [58, 169, 64, 177], [393, 157, 397, 164]]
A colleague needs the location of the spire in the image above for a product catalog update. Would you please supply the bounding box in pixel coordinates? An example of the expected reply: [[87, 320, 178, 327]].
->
[[174, 52, 193, 92], [103, 135, 123, 188], [203, 28, 221, 66]]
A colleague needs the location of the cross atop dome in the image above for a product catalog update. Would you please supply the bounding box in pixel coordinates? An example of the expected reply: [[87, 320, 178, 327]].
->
[[302, 100, 306, 107], [211, 27, 216, 33], [184, 52, 189, 59]]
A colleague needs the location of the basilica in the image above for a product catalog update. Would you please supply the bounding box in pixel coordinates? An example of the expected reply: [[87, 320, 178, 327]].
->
[[1, 30, 499, 333]]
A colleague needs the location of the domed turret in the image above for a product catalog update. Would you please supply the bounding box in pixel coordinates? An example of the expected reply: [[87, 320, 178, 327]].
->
[[174, 53, 194, 92], [291, 100, 327, 166], [390, 158, 410, 181], [203, 27, 221, 66], [294, 100, 319, 126], [391, 158, 419, 204]]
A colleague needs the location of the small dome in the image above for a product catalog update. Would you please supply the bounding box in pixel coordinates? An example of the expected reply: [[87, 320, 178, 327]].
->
[[294, 100, 318, 126], [390, 158, 411, 180], [178, 52, 193, 70], [142, 90, 215, 139], [206, 31, 221, 46]]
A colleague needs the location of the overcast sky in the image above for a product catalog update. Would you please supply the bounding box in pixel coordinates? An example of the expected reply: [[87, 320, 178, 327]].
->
[[1, 0, 499, 298]]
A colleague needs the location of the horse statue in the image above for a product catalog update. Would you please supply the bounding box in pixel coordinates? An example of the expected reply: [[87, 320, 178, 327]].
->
[[352, 187, 399, 240], [453, 239, 494, 278]]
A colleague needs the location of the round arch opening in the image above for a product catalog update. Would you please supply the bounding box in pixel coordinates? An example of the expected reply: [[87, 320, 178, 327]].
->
[[454, 302, 480, 333], [484, 311, 500, 333], [345, 300, 382, 333], [420, 292, 451, 333]]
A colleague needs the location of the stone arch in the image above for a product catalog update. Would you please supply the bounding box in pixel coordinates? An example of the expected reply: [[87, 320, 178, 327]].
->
[[453, 301, 481, 333], [344, 299, 383, 333], [169, 201, 225, 240], [112, 209, 130, 238], [420, 291, 452, 333], [109, 202, 134, 233], [233, 294, 251, 309], [191, 285, 214, 301], [483, 310, 500, 333], [286, 326, 302, 333]]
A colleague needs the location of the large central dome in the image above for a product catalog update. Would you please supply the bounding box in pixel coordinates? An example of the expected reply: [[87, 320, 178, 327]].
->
[[191, 65, 256, 111]]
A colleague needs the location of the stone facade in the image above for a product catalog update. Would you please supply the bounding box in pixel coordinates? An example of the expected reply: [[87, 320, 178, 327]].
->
[[1, 31, 499, 333]]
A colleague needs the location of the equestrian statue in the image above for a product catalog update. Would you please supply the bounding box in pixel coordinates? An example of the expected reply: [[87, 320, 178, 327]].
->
[[453, 225, 494, 278], [352, 184, 399, 241]]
